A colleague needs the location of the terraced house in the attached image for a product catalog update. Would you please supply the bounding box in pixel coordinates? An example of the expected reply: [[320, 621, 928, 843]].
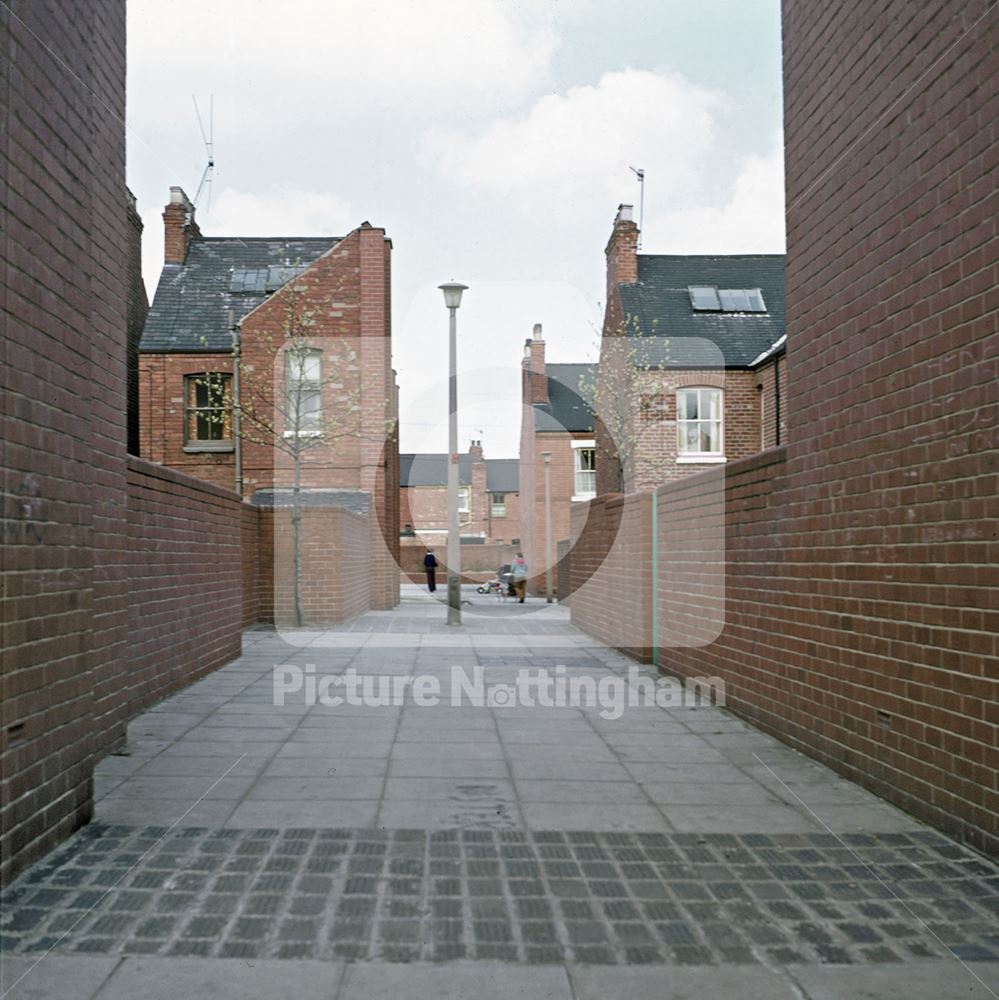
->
[[597, 205, 787, 494]]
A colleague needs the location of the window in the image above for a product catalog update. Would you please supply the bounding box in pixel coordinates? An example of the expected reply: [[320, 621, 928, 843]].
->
[[689, 285, 721, 310], [677, 388, 723, 456], [574, 446, 596, 497], [689, 286, 767, 313], [184, 373, 232, 445], [285, 347, 322, 434], [458, 487, 471, 514], [490, 493, 506, 517]]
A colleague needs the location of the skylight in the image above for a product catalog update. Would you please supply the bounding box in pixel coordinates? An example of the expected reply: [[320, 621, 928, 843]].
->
[[689, 286, 767, 313]]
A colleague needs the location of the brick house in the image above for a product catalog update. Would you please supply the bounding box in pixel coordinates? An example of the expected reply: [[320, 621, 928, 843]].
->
[[518, 324, 597, 592], [139, 187, 400, 609], [597, 205, 787, 494], [399, 443, 520, 578]]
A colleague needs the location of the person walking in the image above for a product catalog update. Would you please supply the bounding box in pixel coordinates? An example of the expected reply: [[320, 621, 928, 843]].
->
[[423, 549, 439, 593], [511, 552, 528, 603]]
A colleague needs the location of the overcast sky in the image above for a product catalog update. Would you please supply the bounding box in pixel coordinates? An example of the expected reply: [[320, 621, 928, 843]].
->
[[127, 0, 785, 459]]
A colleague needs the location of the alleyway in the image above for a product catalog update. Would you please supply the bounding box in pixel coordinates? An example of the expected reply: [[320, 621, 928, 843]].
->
[[1, 588, 996, 998]]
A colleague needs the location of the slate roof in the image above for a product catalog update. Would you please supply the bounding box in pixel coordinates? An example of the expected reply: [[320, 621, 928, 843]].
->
[[401, 454, 473, 488], [486, 459, 519, 493], [140, 237, 340, 353], [400, 455, 520, 492], [250, 489, 370, 515], [618, 255, 785, 368], [534, 363, 596, 433]]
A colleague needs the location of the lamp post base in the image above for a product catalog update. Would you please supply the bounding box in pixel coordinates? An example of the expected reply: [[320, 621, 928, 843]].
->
[[447, 574, 462, 626]]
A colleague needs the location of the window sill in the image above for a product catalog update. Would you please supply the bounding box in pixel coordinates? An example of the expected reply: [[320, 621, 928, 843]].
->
[[571, 493, 596, 503], [282, 430, 323, 438], [676, 454, 726, 464], [184, 442, 234, 453]]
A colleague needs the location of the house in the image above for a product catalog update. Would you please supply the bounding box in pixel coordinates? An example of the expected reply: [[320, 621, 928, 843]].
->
[[399, 442, 520, 579], [138, 187, 400, 610], [597, 205, 787, 494], [518, 324, 597, 592]]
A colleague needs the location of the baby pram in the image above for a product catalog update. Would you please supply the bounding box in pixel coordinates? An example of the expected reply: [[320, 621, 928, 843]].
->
[[477, 565, 515, 598]]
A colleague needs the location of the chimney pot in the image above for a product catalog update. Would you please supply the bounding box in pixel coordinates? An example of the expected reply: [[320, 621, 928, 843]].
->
[[532, 323, 543, 340]]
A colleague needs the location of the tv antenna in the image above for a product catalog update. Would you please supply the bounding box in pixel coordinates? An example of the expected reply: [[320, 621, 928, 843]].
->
[[192, 95, 215, 214], [629, 166, 645, 248]]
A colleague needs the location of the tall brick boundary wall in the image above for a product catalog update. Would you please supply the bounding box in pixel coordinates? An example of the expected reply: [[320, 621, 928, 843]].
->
[[570, 0, 998, 855], [1, 0, 129, 886], [126, 458, 244, 721]]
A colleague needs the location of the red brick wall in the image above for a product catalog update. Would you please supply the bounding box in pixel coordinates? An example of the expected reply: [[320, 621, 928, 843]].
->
[[262, 506, 372, 627], [570, 0, 999, 854], [241, 502, 264, 628], [126, 458, 243, 718], [0, 0, 128, 886]]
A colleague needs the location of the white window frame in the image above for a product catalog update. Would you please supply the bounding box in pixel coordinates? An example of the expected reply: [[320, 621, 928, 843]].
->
[[458, 486, 471, 514], [676, 388, 726, 463], [284, 347, 323, 437], [571, 439, 597, 501], [490, 493, 506, 517]]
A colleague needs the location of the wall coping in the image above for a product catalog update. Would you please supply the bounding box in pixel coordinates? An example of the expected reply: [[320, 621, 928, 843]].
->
[[127, 454, 243, 503]]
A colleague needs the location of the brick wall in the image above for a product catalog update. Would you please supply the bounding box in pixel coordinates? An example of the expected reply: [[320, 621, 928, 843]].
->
[[569, 0, 998, 854], [126, 458, 243, 719], [261, 506, 372, 627], [1, 0, 129, 886], [241, 502, 264, 628], [125, 191, 148, 456]]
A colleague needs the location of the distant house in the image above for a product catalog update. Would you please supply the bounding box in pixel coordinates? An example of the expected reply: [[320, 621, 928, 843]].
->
[[597, 205, 786, 494], [400, 442, 520, 546], [399, 442, 520, 581], [518, 324, 597, 590], [139, 186, 400, 609]]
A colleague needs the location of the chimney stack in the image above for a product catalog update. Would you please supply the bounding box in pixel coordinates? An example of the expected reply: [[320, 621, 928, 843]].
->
[[605, 203, 639, 304], [524, 323, 548, 406], [162, 186, 201, 264], [468, 439, 484, 461]]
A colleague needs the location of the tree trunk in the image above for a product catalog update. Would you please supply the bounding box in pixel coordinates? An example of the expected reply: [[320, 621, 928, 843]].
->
[[292, 448, 303, 628]]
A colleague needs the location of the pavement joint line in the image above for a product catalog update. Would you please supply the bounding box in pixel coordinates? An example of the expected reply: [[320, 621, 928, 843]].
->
[[752, 753, 999, 1000]]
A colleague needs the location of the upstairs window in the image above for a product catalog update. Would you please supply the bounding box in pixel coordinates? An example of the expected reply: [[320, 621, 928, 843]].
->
[[490, 493, 507, 517], [677, 388, 723, 456], [184, 373, 232, 444], [459, 487, 471, 514], [285, 348, 322, 435], [573, 444, 596, 498]]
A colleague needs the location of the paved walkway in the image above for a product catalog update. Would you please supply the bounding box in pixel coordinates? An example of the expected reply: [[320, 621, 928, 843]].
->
[[2, 587, 997, 998]]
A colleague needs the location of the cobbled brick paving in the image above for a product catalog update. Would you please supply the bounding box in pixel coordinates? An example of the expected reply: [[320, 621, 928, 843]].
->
[[3, 823, 997, 967]]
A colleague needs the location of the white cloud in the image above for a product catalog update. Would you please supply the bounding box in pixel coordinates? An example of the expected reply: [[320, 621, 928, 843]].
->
[[203, 186, 354, 237], [127, 0, 555, 114], [648, 143, 786, 254], [424, 68, 727, 213]]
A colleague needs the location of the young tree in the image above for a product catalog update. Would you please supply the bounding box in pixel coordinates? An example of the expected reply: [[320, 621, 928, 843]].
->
[[236, 280, 364, 628], [578, 311, 668, 494]]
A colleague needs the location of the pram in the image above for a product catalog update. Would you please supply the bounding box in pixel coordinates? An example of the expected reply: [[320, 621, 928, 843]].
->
[[477, 565, 515, 599]]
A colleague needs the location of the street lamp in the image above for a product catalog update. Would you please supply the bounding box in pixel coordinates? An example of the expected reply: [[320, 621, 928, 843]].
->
[[542, 451, 553, 603], [439, 282, 468, 626]]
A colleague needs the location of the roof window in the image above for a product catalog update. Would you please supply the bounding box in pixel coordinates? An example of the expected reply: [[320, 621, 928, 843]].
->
[[689, 286, 767, 313]]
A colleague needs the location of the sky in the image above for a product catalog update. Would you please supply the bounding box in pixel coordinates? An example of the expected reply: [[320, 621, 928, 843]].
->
[[127, 0, 785, 459]]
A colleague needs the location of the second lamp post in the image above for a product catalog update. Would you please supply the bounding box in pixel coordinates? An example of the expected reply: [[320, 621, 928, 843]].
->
[[439, 282, 468, 626]]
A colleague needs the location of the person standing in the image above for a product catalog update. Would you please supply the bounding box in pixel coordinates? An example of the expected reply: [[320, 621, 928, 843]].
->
[[423, 549, 439, 593], [511, 552, 528, 603]]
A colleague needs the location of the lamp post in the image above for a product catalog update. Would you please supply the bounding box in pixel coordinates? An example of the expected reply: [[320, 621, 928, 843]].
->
[[439, 282, 468, 626], [542, 451, 553, 603]]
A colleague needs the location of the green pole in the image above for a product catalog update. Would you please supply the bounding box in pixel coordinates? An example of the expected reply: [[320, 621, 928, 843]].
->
[[651, 492, 659, 668]]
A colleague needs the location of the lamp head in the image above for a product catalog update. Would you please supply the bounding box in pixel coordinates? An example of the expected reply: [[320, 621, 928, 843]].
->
[[438, 282, 468, 310]]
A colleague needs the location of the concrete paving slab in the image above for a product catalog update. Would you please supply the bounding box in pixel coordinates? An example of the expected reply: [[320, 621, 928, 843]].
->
[[514, 780, 651, 804], [340, 961, 572, 1000], [788, 961, 999, 999], [0, 956, 118, 1000], [245, 776, 385, 800], [96, 796, 236, 827], [570, 965, 802, 999], [224, 800, 379, 827], [664, 803, 820, 832], [376, 799, 521, 828], [94, 957, 339, 1000], [521, 802, 671, 831]]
